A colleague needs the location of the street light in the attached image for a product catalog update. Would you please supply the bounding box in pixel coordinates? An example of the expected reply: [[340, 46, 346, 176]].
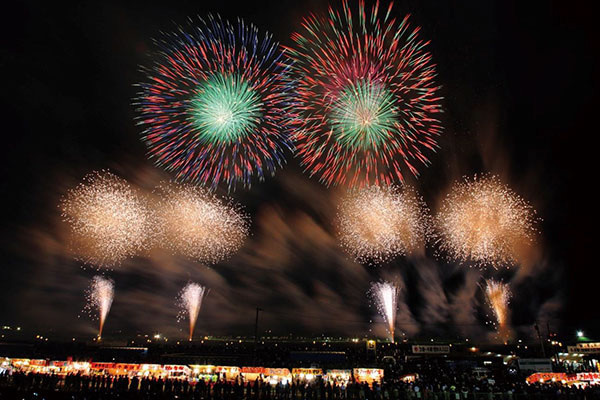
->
[[576, 331, 584, 338]]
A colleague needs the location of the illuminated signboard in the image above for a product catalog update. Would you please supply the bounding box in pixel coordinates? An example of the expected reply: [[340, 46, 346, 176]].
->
[[567, 346, 600, 354], [411, 345, 450, 354]]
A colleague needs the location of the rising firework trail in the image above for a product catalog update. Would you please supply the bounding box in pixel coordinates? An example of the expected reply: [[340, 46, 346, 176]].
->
[[135, 15, 295, 191], [337, 186, 432, 264], [287, 1, 443, 187], [177, 283, 209, 341], [155, 183, 249, 263], [85, 276, 114, 339], [484, 279, 511, 339], [369, 281, 400, 342], [60, 171, 153, 267], [435, 175, 538, 268]]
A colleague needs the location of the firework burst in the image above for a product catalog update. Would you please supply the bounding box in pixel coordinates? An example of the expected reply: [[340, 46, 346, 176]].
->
[[60, 171, 153, 267], [155, 183, 249, 263], [369, 281, 400, 342], [136, 15, 295, 191], [84, 276, 114, 339], [177, 282, 209, 341], [484, 279, 511, 339], [287, 1, 443, 187], [337, 186, 432, 264], [435, 175, 538, 268]]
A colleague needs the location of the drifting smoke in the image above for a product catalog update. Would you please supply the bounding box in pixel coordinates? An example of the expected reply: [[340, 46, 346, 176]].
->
[[12, 165, 555, 340], [369, 281, 400, 342], [177, 282, 208, 341], [85, 276, 114, 338]]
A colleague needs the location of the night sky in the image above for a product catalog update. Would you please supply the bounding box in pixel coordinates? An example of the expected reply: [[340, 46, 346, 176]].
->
[[1, 1, 598, 341]]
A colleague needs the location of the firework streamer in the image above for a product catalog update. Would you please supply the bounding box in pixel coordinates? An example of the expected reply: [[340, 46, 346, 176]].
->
[[135, 15, 295, 191], [484, 279, 511, 339], [337, 186, 432, 264], [177, 283, 209, 341], [369, 281, 400, 342], [60, 171, 153, 267], [84, 276, 114, 339], [435, 175, 538, 268], [287, 1, 443, 187], [155, 183, 249, 263]]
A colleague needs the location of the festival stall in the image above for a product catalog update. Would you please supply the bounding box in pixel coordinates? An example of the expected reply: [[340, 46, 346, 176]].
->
[[325, 369, 352, 386], [241, 367, 292, 385], [0, 357, 10, 374], [526, 372, 567, 384], [292, 368, 323, 382], [10, 358, 31, 369], [190, 365, 219, 382], [90, 362, 115, 375], [353, 368, 384, 386], [215, 366, 240, 381], [400, 373, 418, 383], [48, 360, 91, 375], [163, 364, 192, 379], [16, 359, 50, 373], [69, 361, 92, 374], [49, 361, 68, 374], [568, 372, 600, 386], [527, 372, 600, 387], [109, 363, 140, 377], [139, 363, 163, 378]]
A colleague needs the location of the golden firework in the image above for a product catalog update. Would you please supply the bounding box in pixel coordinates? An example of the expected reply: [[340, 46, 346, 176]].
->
[[369, 281, 400, 342], [436, 176, 537, 268], [485, 279, 511, 338], [84, 275, 114, 339], [177, 282, 208, 341], [155, 183, 248, 263], [337, 186, 432, 264], [60, 171, 153, 267]]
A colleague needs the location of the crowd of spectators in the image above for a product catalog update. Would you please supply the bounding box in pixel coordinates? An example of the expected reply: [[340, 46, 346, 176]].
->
[[2, 367, 600, 399], [2, 339, 600, 399]]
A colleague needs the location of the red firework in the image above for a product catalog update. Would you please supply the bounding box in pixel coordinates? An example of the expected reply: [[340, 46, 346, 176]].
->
[[287, 1, 443, 187], [135, 15, 295, 191]]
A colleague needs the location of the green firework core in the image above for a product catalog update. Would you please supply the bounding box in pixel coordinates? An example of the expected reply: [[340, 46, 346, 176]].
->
[[329, 79, 397, 150], [191, 73, 263, 144]]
